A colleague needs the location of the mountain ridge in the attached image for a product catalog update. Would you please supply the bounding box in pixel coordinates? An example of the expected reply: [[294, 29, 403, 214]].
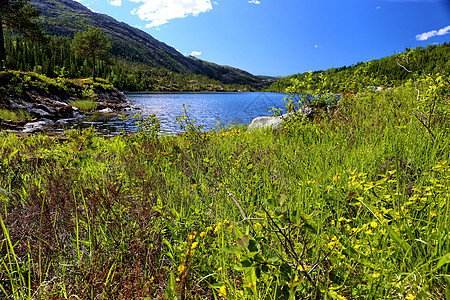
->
[[29, 0, 268, 88]]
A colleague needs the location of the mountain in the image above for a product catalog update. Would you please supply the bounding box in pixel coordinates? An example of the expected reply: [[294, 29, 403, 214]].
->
[[29, 0, 265, 88]]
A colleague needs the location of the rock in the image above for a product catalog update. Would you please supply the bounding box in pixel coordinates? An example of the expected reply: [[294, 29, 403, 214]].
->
[[248, 115, 285, 131], [248, 107, 314, 131], [57, 105, 74, 118], [23, 119, 54, 133], [98, 108, 113, 113], [28, 108, 53, 119]]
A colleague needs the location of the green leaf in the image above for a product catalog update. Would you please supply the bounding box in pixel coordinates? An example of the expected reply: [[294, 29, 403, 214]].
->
[[248, 239, 259, 252], [237, 235, 250, 249], [385, 225, 409, 253], [436, 253, 450, 270], [241, 259, 253, 267]]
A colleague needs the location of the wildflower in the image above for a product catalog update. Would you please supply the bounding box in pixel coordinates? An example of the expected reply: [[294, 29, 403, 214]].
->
[[219, 285, 227, 296], [297, 264, 308, 271], [200, 231, 206, 237], [189, 232, 197, 240], [223, 219, 230, 225], [337, 295, 347, 300], [430, 211, 437, 217], [191, 242, 198, 249], [370, 221, 378, 228], [214, 222, 222, 232], [406, 294, 416, 300], [372, 273, 380, 278], [365, 229, 374, 235], [246, 282, 255, 288], [217, 267, 222, 272], [178, 264, 186, 273]]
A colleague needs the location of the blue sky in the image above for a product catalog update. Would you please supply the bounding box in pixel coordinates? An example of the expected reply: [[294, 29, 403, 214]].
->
[[75, 0, 450, 76]]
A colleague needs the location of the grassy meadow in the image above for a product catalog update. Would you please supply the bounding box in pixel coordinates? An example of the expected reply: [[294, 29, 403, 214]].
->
[[0, 84, 449, 299]]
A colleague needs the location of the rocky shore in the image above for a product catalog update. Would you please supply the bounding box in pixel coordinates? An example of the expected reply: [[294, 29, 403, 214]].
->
[[0, 71, 131, 133]]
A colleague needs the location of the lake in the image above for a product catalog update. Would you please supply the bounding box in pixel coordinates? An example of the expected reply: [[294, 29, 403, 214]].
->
[[50, 92, 287, 135]]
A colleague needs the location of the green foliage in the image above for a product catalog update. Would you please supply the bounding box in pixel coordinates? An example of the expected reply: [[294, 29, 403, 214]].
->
[[265, 43, 450, 93], [70, 99, 97, 112], [0, 82, 449, 298], [71, 27, 111, 81], [3, 34, 254, 92], [0, 108, 31, 121], [0, 0, 46, 70]]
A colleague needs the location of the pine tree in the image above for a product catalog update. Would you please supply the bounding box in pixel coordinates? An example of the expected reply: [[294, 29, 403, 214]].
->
[[0, 0, 45, 70], [71, 28, 111, 82]]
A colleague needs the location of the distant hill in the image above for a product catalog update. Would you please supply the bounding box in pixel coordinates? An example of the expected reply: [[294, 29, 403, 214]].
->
[[30, 0, 266, 88], [265, 43, 450, 93]]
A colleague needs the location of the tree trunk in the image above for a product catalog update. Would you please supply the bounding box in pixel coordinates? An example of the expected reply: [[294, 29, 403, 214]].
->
[[0, 14, 6, 71], [92, 55, 96, 82]]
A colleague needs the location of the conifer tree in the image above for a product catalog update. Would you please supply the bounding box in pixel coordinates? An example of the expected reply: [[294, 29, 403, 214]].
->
[[71, 28, 111, 82], [0, 0, 44, 70]]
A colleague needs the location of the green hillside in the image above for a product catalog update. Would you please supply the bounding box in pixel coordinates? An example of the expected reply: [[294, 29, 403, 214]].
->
[[28, 0, 266, 88], [265, 43, 450, 93]]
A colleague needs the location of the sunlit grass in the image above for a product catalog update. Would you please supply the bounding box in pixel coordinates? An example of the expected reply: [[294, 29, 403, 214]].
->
[[0, 86, 449, 299], [70, 99, 98, 112]]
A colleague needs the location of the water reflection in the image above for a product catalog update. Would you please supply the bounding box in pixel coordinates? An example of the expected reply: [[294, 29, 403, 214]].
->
[[48, 92, 287, 135]]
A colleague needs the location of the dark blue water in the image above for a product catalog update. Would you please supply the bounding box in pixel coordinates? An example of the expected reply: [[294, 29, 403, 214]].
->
[[50, 92, 287, 135]]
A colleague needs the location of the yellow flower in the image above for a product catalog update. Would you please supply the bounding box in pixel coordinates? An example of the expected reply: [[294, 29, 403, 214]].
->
[[294, 274, 299, 282], [365, 229, 374, 235], [191, 242, 198, 249], [370, 221, 378, 228], [189, 232, 196, 240], [430, 211, 437, 217], [372, 273, 380, 278], [217, 267, 222, 272], [406, 294, 416, 300], [246, 282, 255, 288], [223, 219, 230, 225], [219, 285, 227, 296], [337, 295, 347, 300], [200, 231, 206, 237], [178, 264, 186, 273], [297, 265, 308, 271]]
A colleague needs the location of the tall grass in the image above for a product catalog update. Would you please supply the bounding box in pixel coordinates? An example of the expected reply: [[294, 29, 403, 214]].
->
[[0, 85, 449, 299], [70, 99, 98, 112], [0, 109, 31, 122]]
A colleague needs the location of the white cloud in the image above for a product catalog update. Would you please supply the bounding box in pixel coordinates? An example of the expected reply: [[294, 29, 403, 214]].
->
[[213, 1, 219, 5], [190, 51, 202, 56], [130, 0, 213, 27], [249, 0, 261, 4], [108, 0, 121, 6], [416, 25, 450, 41], [376, 6, 381, 9]]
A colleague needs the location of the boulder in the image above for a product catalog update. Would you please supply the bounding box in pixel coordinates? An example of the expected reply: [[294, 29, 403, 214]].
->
[[98, 108, 113, 113], [248, 107, 315, 131], [23, 119, 54, 133], [248, 115, 285, 131]]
